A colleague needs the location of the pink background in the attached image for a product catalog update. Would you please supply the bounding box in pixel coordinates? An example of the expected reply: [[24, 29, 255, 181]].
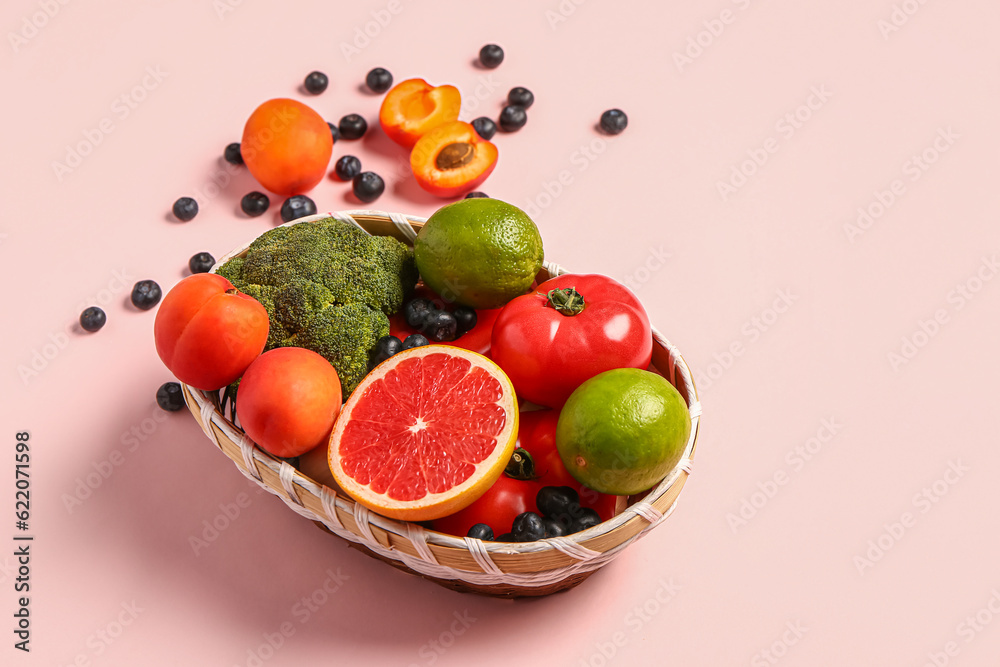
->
[[3, 0, 999, 665]]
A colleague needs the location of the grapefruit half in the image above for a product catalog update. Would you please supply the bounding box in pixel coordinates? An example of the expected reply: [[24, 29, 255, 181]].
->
[[328, 345, 518, 521]]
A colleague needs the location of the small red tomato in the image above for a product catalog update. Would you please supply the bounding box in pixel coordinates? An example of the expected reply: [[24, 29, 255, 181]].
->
[[154, 274, 269, 391], [237, 348, 342, 458], [491, 274, 652, 408], [430, 475, 541, 539]]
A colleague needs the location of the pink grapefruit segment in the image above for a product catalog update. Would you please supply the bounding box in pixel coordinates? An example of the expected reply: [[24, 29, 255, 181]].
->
[[328, 345, 518, 521]]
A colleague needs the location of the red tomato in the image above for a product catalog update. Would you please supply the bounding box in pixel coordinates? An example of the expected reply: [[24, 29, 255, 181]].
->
[[154, 274, 269, 391], [516, 410, 618, 521], [389, 285, 500, 357], [491, 274, 652, 408], [430, 475, 540, 538], [241, 98, 333, 195], [237, 348, 342, 458]]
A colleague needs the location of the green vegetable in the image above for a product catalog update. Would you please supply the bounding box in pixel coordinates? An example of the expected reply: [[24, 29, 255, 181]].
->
[[217, 218, 417, 394]]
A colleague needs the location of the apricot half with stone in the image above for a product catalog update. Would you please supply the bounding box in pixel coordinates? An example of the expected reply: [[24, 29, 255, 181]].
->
[[410, 121, 498, 198]]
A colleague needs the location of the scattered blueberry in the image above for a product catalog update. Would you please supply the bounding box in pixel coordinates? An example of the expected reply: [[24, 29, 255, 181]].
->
[[507, 87, 534, 109], [499, 105, 527, 132], [172, 197, 198, 222], [352, 171, 384, 203], [537, 486, 580, 521], [404, 298, 434, 329], [372, 335, 403, 366], [131, 280, 162, 310], [304, 71, 329, 94], [421, 310, 457, 342], [543, 517, 568, 538], [156, 382, 185, 411], [365, 67, 393, 93], [471, 117, 497, 141], [402, 334, 429, 350], [327, 122, 340, 142], [334, 155, 362, 181], [464, 191, 489, 199], [479, 43, 504, 69], [224, 142, 243, 165], [467, 523, 494, 541], [568, 507, 602, 533], [339, 114, 368, 140], [600, 109, 628, 135], [189, 252, 215, 274], [453, 306, 477, 335], [512, 512, 546, 542], [280, 195, 317, 223], [79, 306, 106, 332], [241, 191, 270, 217]]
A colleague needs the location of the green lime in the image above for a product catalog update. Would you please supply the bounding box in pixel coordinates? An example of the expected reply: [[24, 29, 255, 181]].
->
[[414, 198, 544, 309], [556, 368, 691, 496]]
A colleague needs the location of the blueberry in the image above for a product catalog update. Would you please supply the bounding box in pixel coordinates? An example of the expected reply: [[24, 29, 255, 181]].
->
[[372, 335, 403, 366], [479, 43, 504, 68], [464, 191, 489, 199], [421, 310, 457, 342], [172, 197, 198, 221], [499, 105, 527, 132], [543, 517, 568, 538], [241, 191, 270, 217], [365, 67, 393, 93], [568, 507, 602, 533], [79, 306, 106, 332], [334, 155, 361, 181], [471, 116, 497, 141], [280, 195, 317, 223], [188, 252, 215, 274], [156, 382, 185, 411], [404, 298, 434, 328], [512, 512, 546, 542], [327, 122, 340, 142], [495, 532, 515, 542], [453, 306, 477, 335], [131, 280, 162, 310], [224, 142, 243, 165], [467, 523, 494, 541], [352, 171, 384, 203], [537, 486, 580, 520], [600, 109, 628, 135], [338, 114, 368, 140], [507, 86, 534, 109], [304, 71, 328, 94], [402, 334, 429, 350]]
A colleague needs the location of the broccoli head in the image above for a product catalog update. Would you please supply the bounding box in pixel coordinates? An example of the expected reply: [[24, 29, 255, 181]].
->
[[217, 218, 417, 395]]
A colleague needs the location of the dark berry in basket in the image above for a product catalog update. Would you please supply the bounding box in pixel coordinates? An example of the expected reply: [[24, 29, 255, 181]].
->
[[304, 70, 328, 94], [495, 532, 515, 542], [280, 195, 317, 222], [512, 512, 546, 542], [568, 507, 602, 533], [188, 252, 215, 274], [172, 196, 198, 221], [366, 67, 393, 93], [467, 523, 494, 541], [499, 105, 527, 132], [224, 142, 243, 165], [402, 333, 429, 350], [464, 191, 489, 199], [600, 109, 628, 135], [537, 486, 580, 520], [372, 335, 403, 366], [241, 191, 270, 217], [543, 517, 568, 538], [471, 116, 497, 141], [334, 155, 362, 181], [479, 43, 504, 68], [338, 113, 368, 140], [327, 122, 340, 142], [404, 298, 434, 328], [421, 310, 457, 342], [79, 306, 106, 332], [507, 87, 534, 109], [156, 382, 184, 411], [131, 280, 162, 310], [453, 306, 477, 335], [352, 171, 385, 203]]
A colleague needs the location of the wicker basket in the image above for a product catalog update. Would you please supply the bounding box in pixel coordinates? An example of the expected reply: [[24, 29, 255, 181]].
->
[[181, 210, 702, 598]]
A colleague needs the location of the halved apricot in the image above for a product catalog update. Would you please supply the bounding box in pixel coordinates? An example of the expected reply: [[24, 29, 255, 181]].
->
[[379, 78, 461, 149], [410, 121, 498, 197]]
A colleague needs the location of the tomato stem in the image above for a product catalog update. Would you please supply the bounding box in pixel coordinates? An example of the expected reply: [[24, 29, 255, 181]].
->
[[504, 447, 536, 480], [546, 287, 585, 316]]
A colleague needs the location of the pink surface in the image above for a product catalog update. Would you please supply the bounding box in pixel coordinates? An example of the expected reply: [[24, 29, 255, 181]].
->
[[2, 0, 999, 665]]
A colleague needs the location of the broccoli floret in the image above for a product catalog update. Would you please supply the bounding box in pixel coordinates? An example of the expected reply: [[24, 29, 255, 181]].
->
[[218, 217, 417, 395]]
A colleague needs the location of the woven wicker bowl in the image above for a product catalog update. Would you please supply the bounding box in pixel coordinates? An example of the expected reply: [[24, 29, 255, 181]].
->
[[181, 210, 702, 598]]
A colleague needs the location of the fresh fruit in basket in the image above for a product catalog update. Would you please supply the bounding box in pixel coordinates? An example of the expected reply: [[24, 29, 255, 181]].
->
[[236, 347, 342, 458], [430, 474, 540, 540], [557, 368, 691, 495], [414, 198, 543, 309], [389, 286, 501, 356], [491, 273, 652, 408], [410, 120, 498, 197], [328, 345, 518, 521], [241, 98, 333, 195], [379, 78, 461, 148], [153, 273, 269, 391]]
